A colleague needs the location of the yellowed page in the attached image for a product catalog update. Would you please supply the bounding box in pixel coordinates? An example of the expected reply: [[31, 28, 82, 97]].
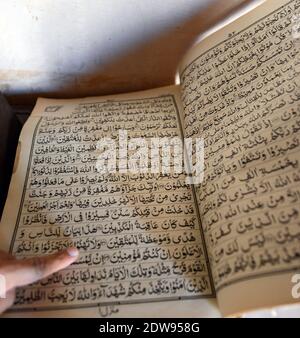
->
[[179, 0, 300, 316], [0, 85, 219, 317]]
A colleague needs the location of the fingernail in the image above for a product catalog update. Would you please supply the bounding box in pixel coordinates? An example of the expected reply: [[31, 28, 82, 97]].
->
[[67, 247, 79, 257]]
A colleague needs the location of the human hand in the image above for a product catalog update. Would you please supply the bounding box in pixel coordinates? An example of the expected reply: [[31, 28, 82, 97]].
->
[[0, 247, 79, 314]]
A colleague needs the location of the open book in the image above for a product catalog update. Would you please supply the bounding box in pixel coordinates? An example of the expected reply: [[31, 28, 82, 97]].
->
[[1, 0, 300, 317]]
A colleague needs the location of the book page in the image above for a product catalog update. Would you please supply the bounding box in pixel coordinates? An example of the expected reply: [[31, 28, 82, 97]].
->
[[179, 0, 300, 316], [0, 85, 219, 317]]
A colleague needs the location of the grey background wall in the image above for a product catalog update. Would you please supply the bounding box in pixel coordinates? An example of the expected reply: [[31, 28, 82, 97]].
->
[[0, 0, 252, 104]]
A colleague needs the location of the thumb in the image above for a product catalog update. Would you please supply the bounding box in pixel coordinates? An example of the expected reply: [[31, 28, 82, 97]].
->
[[5, 247, 79, 290]]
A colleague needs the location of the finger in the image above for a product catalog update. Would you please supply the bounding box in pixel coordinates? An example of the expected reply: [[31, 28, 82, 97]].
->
[[5, 247, 79, 290], [0, 289, 15, 314]]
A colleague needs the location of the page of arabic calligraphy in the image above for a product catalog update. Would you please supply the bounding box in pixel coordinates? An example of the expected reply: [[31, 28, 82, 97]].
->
[[179, 0, 300, 316], [0, 85, 219, 317]]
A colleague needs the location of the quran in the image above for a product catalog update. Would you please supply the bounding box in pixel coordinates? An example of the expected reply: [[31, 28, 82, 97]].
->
[[1, 0, 300, 317]]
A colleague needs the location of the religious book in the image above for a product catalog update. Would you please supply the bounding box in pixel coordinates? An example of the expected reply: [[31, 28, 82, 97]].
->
[[1, 0, 300, 317]]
